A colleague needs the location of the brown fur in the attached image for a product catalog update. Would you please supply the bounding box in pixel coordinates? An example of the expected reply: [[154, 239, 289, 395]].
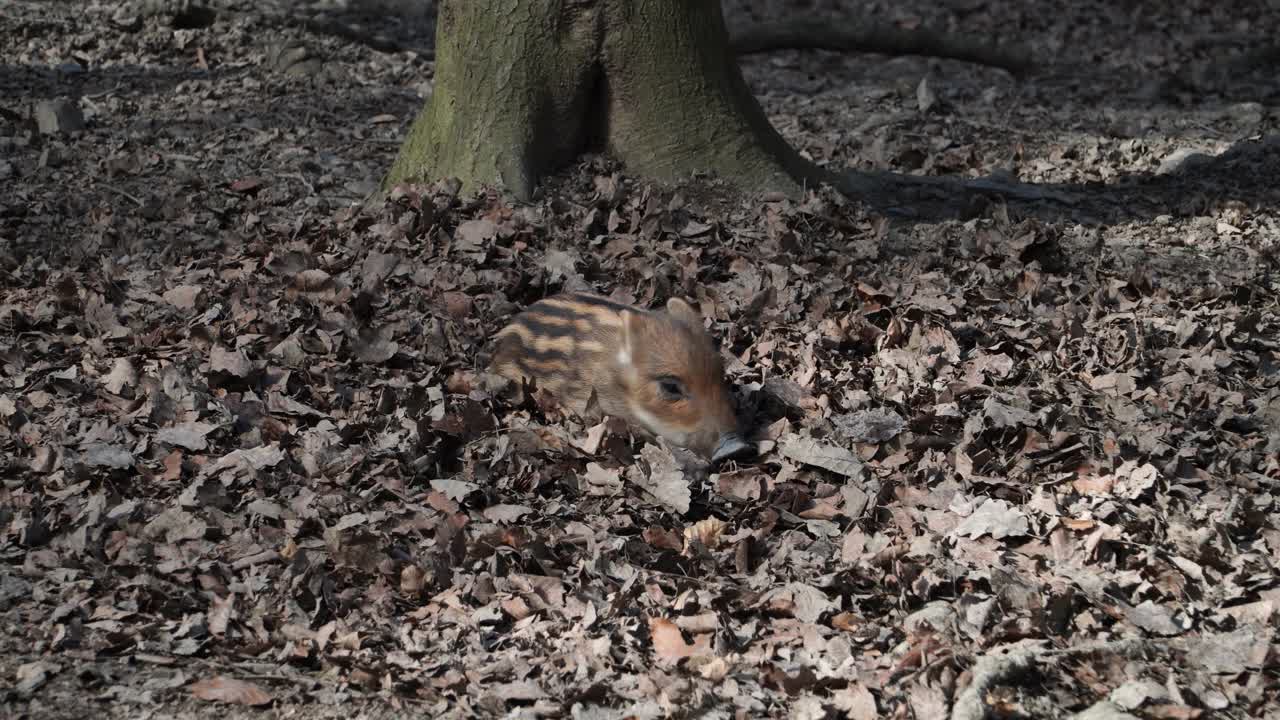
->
[[491, 293, 739, 457]]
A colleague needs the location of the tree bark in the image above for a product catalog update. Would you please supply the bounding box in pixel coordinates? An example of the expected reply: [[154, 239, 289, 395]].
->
[[385, 0, 837, 202], [385, 0, 599, 201], [383, 0, 1069, 213]]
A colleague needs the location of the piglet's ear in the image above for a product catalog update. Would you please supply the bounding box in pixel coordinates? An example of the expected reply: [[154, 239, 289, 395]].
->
[[618, 309, 643, 368], [665, 297, 702, 328]]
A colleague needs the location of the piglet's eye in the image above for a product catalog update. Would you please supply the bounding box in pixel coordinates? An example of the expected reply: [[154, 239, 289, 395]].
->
[[657, 377, 686, 401]]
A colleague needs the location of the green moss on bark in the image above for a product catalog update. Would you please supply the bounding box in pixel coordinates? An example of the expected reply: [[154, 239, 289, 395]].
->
[[385, 0, 599, 199]]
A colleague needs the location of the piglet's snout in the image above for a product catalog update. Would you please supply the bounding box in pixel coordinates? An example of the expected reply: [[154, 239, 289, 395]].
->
[[711, 431, 753, 463]]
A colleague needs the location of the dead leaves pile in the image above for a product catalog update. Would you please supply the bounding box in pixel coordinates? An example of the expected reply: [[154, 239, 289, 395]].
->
[[4, 0, 1279, 713], [3, 164, 1276, 718]]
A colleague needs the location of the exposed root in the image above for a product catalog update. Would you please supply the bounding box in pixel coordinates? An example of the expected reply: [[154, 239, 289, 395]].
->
[[1226, 42, 1280, 73], [262, 8, 1037, 77], [1158, 42, 1280, 96], [730, 18, 1033, 76], [831, 169, 1081, 220], [291, 15, 430, 57]]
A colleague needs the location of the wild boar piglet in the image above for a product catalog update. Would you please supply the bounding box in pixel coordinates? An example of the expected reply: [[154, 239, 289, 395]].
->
[[491, 293, 751, 462]]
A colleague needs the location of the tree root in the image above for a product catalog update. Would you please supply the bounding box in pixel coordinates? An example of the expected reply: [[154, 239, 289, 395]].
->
[[314, 13, 1036, 76], [832, 169, 1081, 220], [291, 15, 429, 57], [950, 639, 1162, 720], [131, 4, 1034, 78], [1158, 42, 1280, 96], [730, 18, 1033, 76]]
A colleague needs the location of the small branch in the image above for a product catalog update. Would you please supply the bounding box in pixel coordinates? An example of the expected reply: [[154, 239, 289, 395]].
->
[[102, 185, 145, 206], [730, 19, 1033, 77]]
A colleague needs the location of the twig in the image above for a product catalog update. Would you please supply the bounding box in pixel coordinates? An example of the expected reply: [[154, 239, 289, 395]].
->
[[86, 83, 124, 100], [101, 185, 144, 206]]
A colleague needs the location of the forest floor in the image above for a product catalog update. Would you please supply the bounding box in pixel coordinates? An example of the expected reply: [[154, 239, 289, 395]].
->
[[2, 0, 1278, 718]]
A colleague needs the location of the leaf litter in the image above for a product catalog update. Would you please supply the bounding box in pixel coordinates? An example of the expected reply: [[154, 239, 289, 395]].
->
[[2, 0, 1279, 718]]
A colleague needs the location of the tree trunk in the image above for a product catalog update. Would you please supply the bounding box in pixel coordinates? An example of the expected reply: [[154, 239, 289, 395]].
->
[[385, 0, 837, 201]]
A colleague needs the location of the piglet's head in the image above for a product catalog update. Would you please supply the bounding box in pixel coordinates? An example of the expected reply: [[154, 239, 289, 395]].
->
[[615, 297, 752, 463]]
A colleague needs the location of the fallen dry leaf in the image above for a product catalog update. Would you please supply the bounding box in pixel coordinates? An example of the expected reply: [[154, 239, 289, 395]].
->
[[951, 498, 1030, 540], [778, 433, 865, 478], [627, 442, 691, 513], [683, 517, 727, 552], [189, 676, 272, 706], [649, 617, 713, 663]]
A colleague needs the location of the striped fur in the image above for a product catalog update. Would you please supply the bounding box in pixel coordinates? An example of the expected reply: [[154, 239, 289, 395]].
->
[[490, 293, 741, 458]]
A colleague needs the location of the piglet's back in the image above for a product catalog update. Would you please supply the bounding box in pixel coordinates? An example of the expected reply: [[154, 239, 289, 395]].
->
[[491, 292, 751, 463], [490, 293, 631, 412]]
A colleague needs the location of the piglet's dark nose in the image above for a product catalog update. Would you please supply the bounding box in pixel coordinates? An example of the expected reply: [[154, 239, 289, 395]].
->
[[711, 432, 753, 463]]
